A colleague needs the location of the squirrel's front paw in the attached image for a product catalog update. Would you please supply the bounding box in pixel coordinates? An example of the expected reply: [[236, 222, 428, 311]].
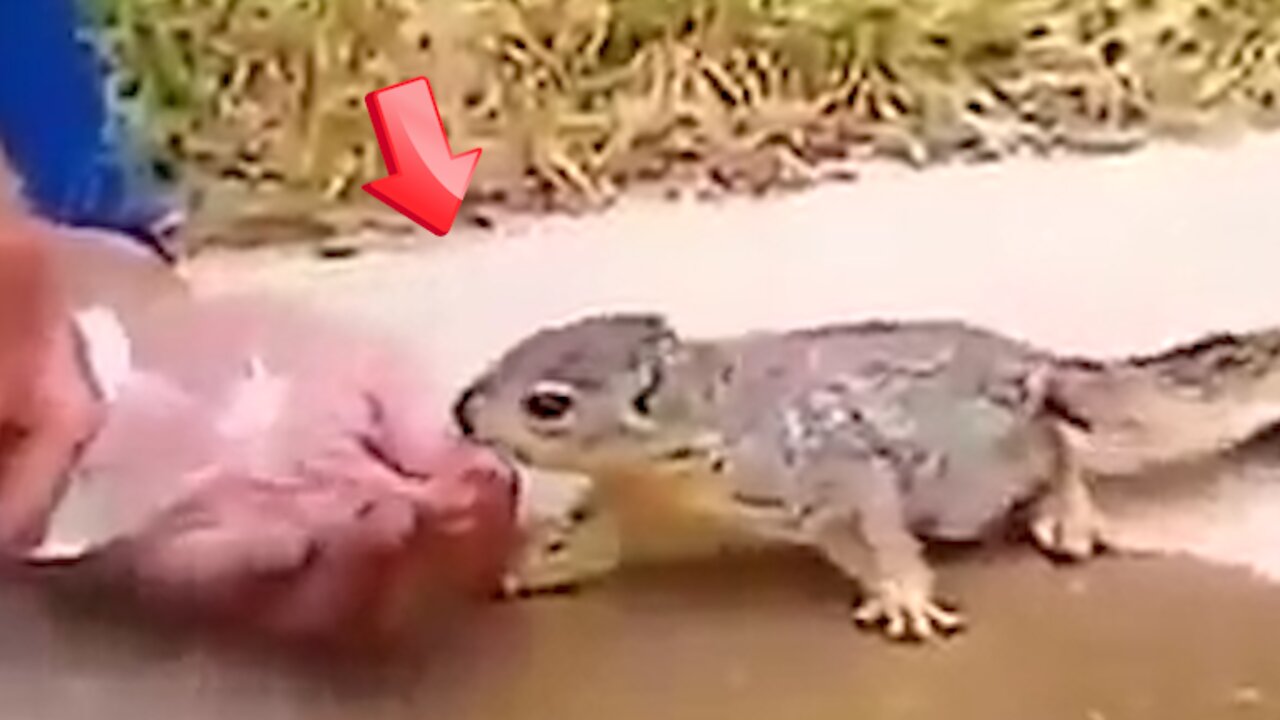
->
[[501, 517, 620, 597], [502, 469, 620, 597], [852, 580, 965, 641]]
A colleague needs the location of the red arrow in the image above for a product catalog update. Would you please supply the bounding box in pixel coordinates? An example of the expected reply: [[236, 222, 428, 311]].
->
[[363, 77, 482, 236]]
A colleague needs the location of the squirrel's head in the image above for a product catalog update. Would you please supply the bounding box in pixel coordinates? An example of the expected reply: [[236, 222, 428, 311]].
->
[[454, 313, 720, 475]]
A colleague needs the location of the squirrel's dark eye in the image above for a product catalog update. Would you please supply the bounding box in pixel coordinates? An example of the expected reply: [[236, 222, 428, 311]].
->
[[523, 384, 576, 421]]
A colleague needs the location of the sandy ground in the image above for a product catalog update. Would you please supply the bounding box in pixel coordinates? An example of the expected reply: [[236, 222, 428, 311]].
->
[[7, 135, 1280, 719]]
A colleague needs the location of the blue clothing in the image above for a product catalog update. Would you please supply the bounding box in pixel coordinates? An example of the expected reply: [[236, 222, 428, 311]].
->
[[0, 0, 174, 248]]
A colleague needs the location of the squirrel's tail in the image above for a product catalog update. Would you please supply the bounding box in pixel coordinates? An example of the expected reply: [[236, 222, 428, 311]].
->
[[1042, 331, 1280, 476]]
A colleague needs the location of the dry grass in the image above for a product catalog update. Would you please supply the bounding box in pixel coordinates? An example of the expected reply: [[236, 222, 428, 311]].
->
[[83, 0, 1280, 247]]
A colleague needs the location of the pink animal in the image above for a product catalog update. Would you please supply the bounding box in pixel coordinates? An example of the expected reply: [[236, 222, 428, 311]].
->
[[0, 204, 517, 648]]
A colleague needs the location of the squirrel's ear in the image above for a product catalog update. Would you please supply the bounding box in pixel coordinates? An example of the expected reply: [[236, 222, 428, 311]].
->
[[651, 331, 679, 358]]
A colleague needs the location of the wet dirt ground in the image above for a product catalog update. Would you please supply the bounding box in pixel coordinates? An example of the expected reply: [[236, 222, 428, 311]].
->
[[2, 546, 1279, 720]]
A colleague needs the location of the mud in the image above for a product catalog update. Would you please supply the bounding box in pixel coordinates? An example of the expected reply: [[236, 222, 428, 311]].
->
[[0, 544, 1276, 720]]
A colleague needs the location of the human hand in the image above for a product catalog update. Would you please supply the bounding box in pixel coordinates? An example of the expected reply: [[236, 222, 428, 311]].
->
[[0, 213, 103, 550]]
